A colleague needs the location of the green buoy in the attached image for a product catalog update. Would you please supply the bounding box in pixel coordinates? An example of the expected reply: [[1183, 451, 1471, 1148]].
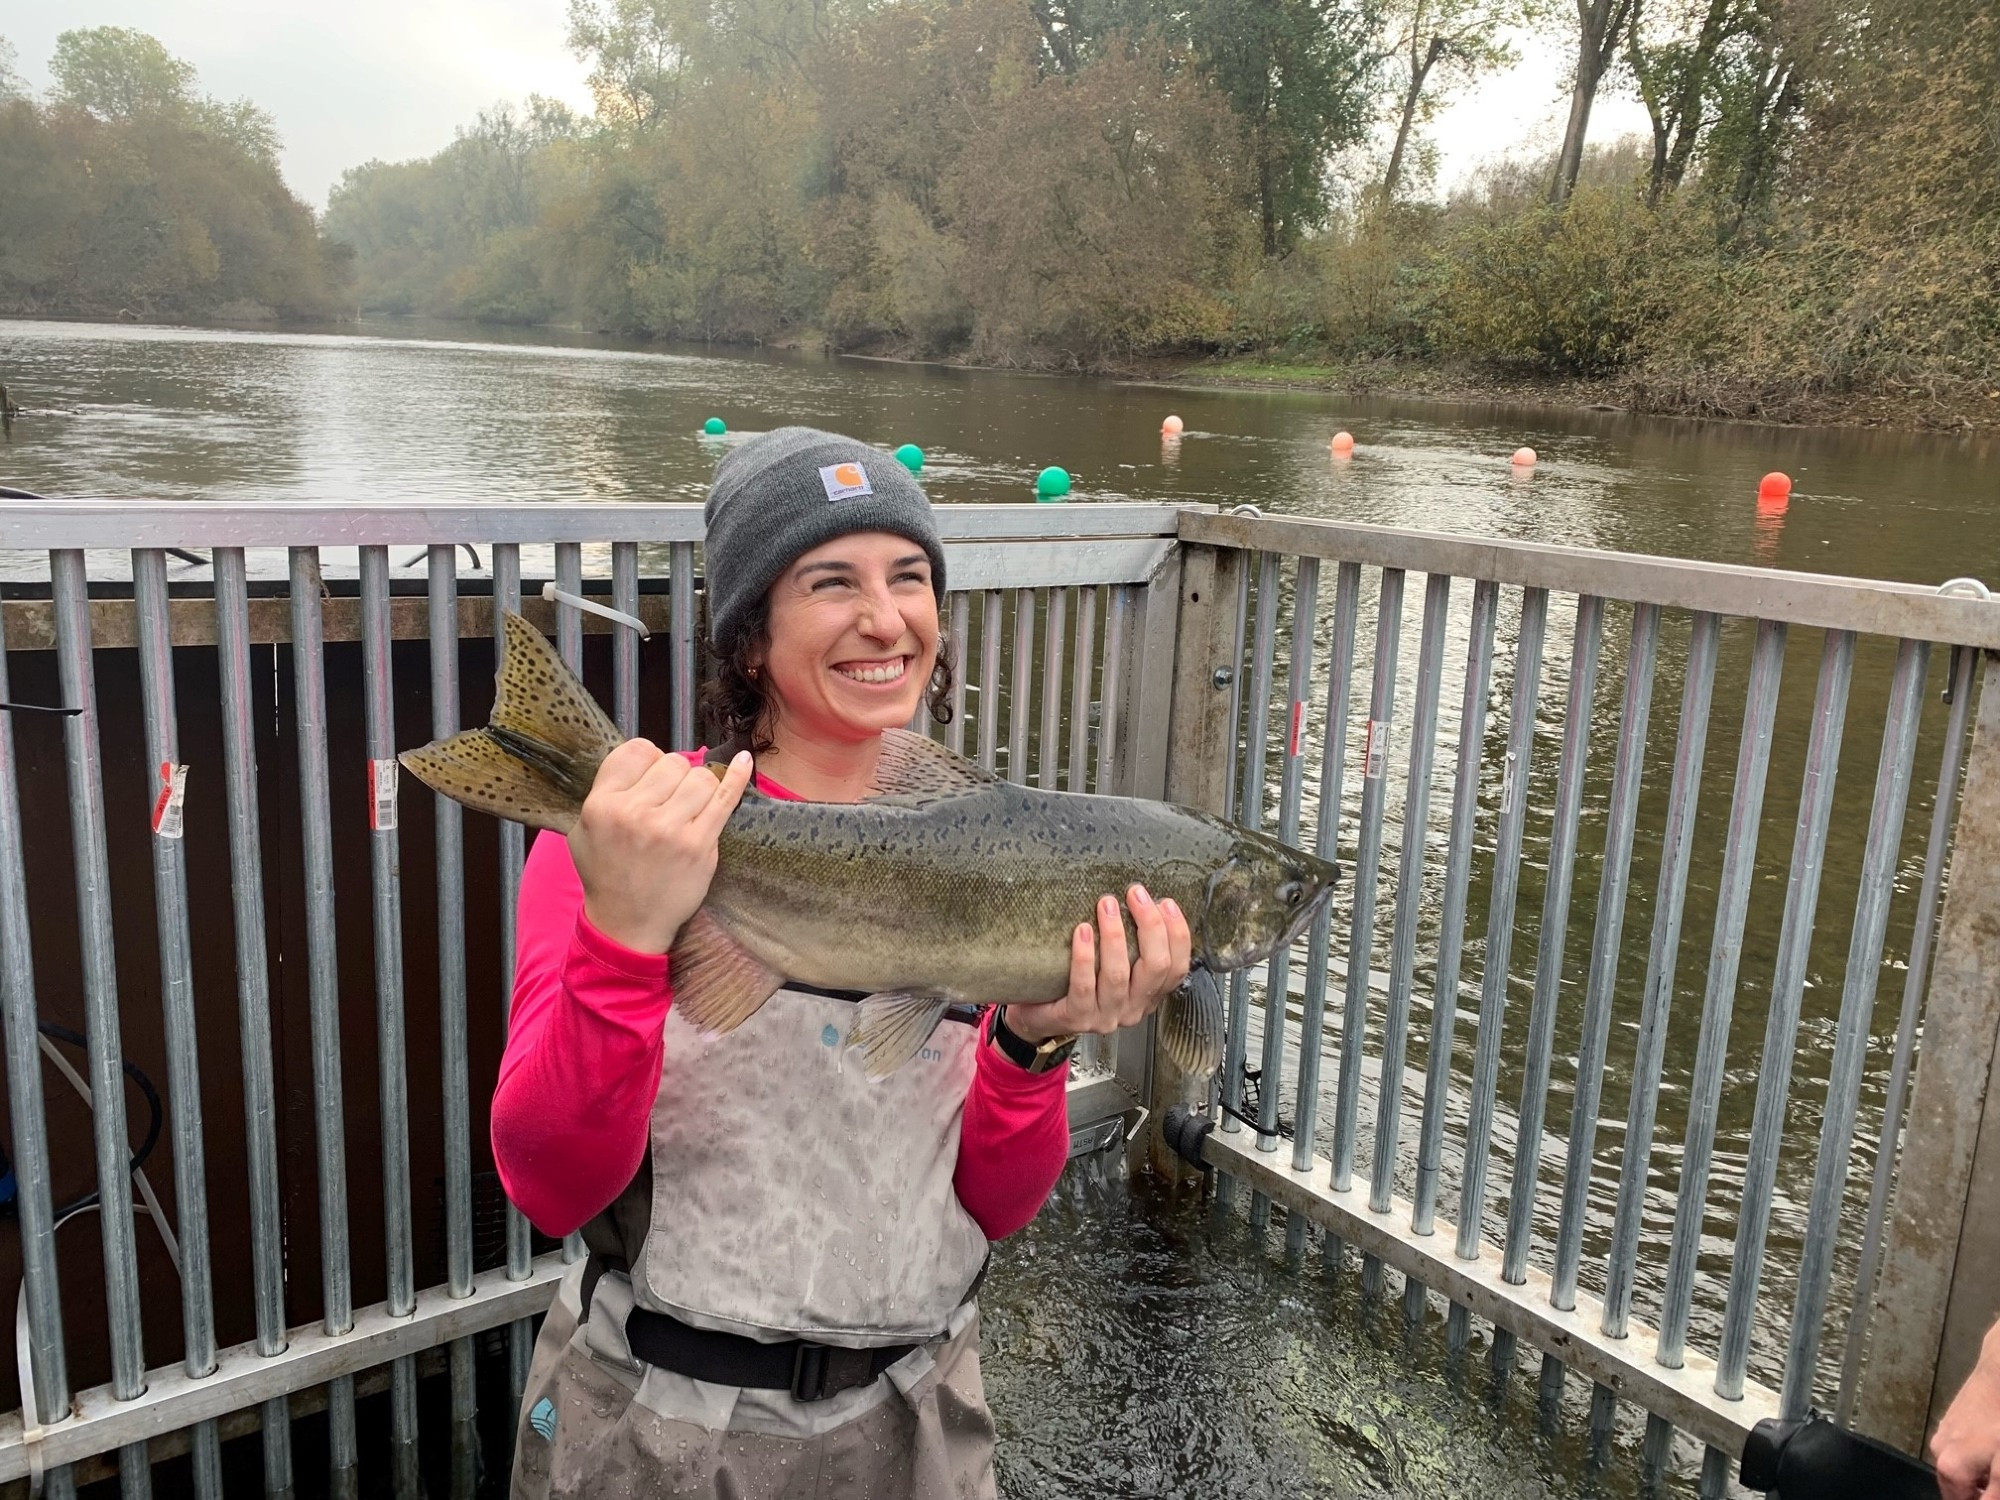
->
[[703, 417, 727, 435], [894, 443, 925, 473], [1035, 466, 1071, 501]]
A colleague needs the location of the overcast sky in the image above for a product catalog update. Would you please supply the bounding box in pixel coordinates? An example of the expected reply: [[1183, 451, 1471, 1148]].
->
[[0, 0, 1652, 210]]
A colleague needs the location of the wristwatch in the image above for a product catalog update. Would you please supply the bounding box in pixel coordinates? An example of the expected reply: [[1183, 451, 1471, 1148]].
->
[[990, 1007, 1077, 1074]]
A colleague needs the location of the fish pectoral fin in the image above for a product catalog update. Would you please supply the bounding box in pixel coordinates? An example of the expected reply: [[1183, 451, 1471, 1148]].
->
[[1159, 969, 1225, 1078], [848, 991, 957, 1079], [399, 728, 583, 834], [866, 729, 1000, 801], [669, 909, 785, 1033]]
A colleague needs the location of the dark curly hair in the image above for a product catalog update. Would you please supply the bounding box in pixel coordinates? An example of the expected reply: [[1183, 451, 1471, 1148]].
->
[[700, 595, 957, 753]]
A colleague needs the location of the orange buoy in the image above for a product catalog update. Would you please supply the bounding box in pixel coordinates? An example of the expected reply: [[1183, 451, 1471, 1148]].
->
[[1161, 414, 1185, 437], [1758, 471, 1793, 502], [1330, 431, 1355, 455], [1511, 446, 1537, 468]]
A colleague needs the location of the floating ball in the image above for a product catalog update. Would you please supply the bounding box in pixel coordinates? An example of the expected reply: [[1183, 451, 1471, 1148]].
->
[[894, 443, 925, 473], [1161, 414, 1185, 437], [1758, 471, 1793, 502], [702, 417, 727, 435], [1511, 446, 1538, 468], [1331, 431, 1355, 455], [1036, 466, 1072, 501]]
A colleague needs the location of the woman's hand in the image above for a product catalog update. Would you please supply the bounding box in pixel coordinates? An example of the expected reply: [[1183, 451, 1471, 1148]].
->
[[570, 742, 755, 955], [1935, 1319, 2000, 1500], [1005, 885, 1193, 1044]]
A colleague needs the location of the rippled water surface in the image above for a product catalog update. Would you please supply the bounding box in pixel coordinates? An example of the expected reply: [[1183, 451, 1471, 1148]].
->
[[6, 318, 1996, 1498]]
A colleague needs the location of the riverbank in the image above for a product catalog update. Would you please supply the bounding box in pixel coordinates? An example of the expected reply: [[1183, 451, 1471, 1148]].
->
[[1148, 352, 2000, 436]]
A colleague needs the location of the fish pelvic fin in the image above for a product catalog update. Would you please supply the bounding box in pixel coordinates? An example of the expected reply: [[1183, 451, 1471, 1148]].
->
[[398, 728, 585, 834], [1159, 969, 1225, 1077], [670, 909, 785, 1033], [848, 991, 956, 1079], [867, 729, 999, 801], [397, 612, 624, 832]]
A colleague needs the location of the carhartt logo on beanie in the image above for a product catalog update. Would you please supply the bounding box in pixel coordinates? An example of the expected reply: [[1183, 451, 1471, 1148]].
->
[[703, 427, 947, 651]]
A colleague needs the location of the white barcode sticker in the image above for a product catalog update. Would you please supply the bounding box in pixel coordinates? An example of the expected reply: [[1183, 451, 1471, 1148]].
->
[[1364, 719, 1390, 779], [1500, 749, 1518, 815], [369, 757, 399, 831], [151, 762, 189, 839]]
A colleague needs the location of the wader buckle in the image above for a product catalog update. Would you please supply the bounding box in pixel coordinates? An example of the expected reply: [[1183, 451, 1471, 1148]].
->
[[789, 1342, 877, 1402]]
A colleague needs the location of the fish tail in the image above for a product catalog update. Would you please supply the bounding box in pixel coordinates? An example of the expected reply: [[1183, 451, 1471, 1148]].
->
[[397, 612, 626, 833]]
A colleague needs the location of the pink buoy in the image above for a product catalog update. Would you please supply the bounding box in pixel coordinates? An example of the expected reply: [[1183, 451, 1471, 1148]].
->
[[1511, 446, 1537, 468], [1330, 431, 1355, 455], [1758, 471, 1793, 502], [1161, 414, 1184, 436]]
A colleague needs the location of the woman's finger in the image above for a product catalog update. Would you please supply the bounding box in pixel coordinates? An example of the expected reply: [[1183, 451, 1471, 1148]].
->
[[629, 747, 694, 806], [1161, 898, 1194, 978], [693, 750, 756, 836], [1094, 894, 1131, 1015], [592, 737, 664, 795]]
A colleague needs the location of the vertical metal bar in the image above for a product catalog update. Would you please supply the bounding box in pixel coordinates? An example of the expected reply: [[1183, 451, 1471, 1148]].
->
[[947, 593, 970, 758], [1224, 553, 1282, 1144], [132, 555, 222, 1466], [1096, 588, 1129, 794], [1008, 589, 1034, 784], [1658, 617, 1788, 1366], [1258, 560, 1321, 1159], [1837, 641, 1979, 1422], [978, 592, 1002, 774], [288, 548, 358, 1488], [670, 541, 697, 751], [1603, 612, 1720, 1336], [1068, 587, 1097, 792], [1039, 587, 1067, 788], [1292, 563, 1361, 1179], [1332, 569, 1407, 1191], [51, 550, 157, 1500], [1716, 629, 1857, 1401], [494, 545, 533, 1424], [1455, 587, 1550, 1258], [214, 547, 294, 1494], [360, 545, 421, 1491], [1781, 637, 1927, 1417], [0, 572, 71, 1458], [1412, 580, 1500, 1235], [1550, 602, 1660, 1310], [428, 544, 482, 1489], [555, 542, 584, 673], [1221, 559, 1253, 825], [1501, 594, 1605, 1287], [1370, 573, 1451, 1208], [612, 541, 640, 738]]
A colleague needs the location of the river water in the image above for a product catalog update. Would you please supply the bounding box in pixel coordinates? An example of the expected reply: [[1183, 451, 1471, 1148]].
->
[[4, 318, 1996, 1498]]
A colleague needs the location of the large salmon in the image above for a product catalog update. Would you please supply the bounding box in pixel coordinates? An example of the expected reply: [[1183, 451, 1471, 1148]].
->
[[401, 613, 1340, 1078]]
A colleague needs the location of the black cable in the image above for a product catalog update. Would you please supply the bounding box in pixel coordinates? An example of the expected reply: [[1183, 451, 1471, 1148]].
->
[[34, 1020, 165, 1221]]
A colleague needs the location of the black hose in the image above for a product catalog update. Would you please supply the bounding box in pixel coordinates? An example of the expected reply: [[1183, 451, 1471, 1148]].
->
[[34, 1020, 165, 1221]]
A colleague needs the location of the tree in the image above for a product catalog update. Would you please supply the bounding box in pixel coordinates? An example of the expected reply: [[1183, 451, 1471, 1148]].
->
[[1548, 0, 1638, 203], [1189, 0, 1383, 253], [50, 27, 196, 118], [0, 36, 25, 101], [1378, 0, 1532, 202]]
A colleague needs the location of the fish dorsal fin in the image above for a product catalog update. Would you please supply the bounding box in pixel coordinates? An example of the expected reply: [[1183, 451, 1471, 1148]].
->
[[868, 729, 999, 801], [670, 908, 785, 1033], [491, 612, 625, 802]]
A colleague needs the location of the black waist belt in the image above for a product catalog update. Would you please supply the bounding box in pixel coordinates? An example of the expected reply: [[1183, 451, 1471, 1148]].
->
[[623, 1306, 919, 1403]]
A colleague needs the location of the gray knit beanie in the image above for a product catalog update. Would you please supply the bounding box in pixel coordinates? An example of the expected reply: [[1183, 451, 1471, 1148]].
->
[[703, 427, 947, 651]]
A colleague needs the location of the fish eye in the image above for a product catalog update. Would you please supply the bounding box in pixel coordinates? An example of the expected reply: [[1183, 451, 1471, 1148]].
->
[[1279, 880, 1306, 907]]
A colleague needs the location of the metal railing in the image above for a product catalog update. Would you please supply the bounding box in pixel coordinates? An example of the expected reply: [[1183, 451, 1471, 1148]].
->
[[1157, 511, 2000, 1498], [0, 500, 1184, 1493], [4, 496, 1999, 1495]]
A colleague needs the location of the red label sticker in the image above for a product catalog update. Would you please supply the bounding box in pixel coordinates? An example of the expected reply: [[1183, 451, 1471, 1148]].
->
[[369, 757, 399, 832], [1289, 700, 1305, 758], [151, 761, 188, 839]]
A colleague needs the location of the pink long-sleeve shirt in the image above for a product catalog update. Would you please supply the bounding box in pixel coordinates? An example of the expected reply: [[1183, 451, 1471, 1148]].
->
[[491, 755, 1071, 1245]]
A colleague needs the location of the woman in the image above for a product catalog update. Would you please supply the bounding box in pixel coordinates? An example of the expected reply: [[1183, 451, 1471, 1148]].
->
[[494, 427, 1193, 1498]]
